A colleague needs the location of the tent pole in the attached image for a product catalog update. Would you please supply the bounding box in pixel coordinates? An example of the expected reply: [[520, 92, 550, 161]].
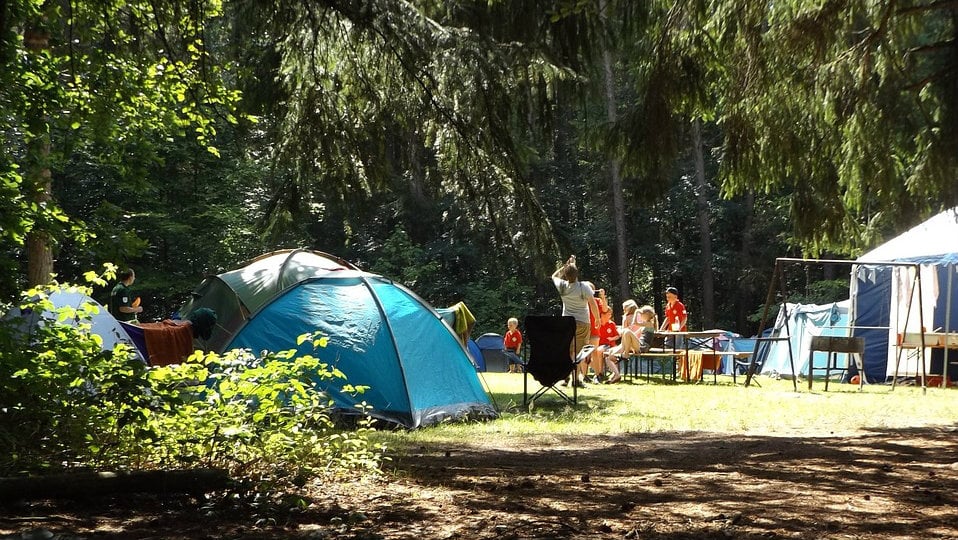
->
[[944, 263, 954, 389], [891, 268, 909, 389], [357, 275, 418, 426], [780, 269, 797, 392], [892, 265, 922, 390], [746, 259, 781, 387], [917, 266, 927, 394]]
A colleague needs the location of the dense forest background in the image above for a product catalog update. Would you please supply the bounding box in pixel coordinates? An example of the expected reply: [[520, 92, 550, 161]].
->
[[3, 1, 957, 338]]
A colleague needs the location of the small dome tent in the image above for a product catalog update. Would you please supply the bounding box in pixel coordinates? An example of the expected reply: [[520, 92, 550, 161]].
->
[[4, 286, 145, 363], [179, 249, 497, 428], [179, 249, 358, 352]]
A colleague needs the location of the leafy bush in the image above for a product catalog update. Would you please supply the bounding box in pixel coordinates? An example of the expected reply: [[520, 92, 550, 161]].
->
[[0, 277, 383, 494]]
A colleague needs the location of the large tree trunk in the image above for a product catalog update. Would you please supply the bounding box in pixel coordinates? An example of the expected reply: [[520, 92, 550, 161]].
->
[[24, 26, 54, 286], [736, 191, 756, 333], [599, 13, 630, 310], [692, 119, 714, 328]]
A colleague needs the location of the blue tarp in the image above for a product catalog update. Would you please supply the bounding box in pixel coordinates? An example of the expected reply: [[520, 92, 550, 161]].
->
[[761, 301, 852, 378]]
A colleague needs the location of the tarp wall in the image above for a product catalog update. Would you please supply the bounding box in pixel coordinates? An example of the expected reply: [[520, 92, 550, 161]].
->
[[760, 301, 851, 378], [850, 209, 958, 382]]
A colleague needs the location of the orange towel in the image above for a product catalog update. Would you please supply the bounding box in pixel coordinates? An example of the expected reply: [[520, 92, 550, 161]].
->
[[680, 350, 705, 382], [140, 320, 194, 366], [680, 351, 721, 382]]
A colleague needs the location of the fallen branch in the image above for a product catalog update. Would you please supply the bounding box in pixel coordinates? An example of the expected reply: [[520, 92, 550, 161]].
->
[[0, 469, 233, 502]]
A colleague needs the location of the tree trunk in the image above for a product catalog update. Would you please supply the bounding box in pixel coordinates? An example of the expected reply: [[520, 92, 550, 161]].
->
[[736, 191, 756, 333], [0, 469, 232, 502], [599, 12, 630, 310], [692, 119, 714, 328], [24, 26, 54, 286]]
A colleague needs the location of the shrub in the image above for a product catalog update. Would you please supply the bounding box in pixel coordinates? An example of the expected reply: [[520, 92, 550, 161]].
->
[[0, 276, 383, 494]]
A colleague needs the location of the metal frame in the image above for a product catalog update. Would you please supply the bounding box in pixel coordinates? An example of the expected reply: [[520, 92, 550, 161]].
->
[[744, 257, 926, 391]]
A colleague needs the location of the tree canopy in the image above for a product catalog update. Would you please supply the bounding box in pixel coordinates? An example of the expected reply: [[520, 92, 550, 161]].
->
[[2, 0, 955, 335]]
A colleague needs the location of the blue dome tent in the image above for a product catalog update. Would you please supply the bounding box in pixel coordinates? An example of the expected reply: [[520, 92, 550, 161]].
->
[[180, 249, 497, 428]]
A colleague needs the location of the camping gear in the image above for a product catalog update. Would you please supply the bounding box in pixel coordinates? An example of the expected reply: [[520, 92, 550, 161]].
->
[[179, 249, 497, 428], [3, 286, 145, 364], [523, 315, 578, 406], [436, 303, 482, 369], [850, 208, 958, 383], [179, 249, 359, 352], [437, 301, 475, 344], [120, 308, 217, 366], [138, 321, 195, 366]]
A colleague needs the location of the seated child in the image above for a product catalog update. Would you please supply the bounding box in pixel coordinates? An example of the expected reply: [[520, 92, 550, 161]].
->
[[606, 304, 657, 360], [635, 305, 658, 351], [595, 306, 622, 383]]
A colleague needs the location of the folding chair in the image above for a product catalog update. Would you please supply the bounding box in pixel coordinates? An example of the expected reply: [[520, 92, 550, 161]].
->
[[523, 315, 579, 407]]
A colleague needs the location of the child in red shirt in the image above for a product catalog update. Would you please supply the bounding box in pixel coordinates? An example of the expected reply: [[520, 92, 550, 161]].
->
[[595, 308, 623, 383], [504, 317, 523, 373]]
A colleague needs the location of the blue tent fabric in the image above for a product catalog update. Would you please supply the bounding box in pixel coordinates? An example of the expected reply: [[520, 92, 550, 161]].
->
[[476, 333, 504, 351], [761, 301, 851, 378], [475, 332, 510, 372], [851, 266, 894, 383], [227, 275, 496, 428], [467, 339, 484, 371]]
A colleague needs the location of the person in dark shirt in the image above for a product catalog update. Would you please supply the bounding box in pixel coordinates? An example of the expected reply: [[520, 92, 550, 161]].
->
[[110, 268, 143, 322]]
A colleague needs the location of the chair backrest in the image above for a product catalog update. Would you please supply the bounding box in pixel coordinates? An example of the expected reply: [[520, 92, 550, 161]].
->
[[524, 315, 576, 387]]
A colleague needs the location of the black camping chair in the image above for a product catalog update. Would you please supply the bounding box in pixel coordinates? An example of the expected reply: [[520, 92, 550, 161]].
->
[[523, 315, 579, 407]]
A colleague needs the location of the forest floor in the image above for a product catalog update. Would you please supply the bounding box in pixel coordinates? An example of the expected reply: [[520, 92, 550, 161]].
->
[[2, 425, 958, 539]]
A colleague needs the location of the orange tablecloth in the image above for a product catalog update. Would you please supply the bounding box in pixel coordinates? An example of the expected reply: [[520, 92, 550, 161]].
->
[[678, 351, 721, 382]]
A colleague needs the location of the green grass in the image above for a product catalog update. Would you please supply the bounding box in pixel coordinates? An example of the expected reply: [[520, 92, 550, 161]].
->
[[374, 372, 958, 449]]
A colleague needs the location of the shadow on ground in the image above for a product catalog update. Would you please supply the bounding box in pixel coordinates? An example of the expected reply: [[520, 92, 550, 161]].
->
[[2, 426, 957, 539]]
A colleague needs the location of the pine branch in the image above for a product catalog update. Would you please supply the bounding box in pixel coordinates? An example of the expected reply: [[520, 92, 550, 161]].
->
[[897, 0, 958, 16], [907, 39, 957, 55]]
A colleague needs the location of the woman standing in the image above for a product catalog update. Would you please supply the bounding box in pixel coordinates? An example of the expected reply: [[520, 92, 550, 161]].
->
[[551, 255, 598, 387]]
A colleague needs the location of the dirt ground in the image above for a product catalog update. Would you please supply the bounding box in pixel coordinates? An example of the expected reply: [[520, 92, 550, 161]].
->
[[2, 427, 958, 540]]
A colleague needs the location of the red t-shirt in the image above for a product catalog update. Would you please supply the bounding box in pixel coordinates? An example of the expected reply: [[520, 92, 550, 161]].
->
[[589, 307, 600, 337], [504, 329, 522, 351], [598, 321, 619, 347], [664, 300, 687, 331]]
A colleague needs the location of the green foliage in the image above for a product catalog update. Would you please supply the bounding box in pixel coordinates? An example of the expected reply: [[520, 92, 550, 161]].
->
[[699, 1, 958, 253], [1, 0, 245, 294], [0, 287, 146, 471], [368, 230, 442, 291], [145, 347, 382, 482], [8, 0, 956, 351], [0, 277, 382, 493], [747, 278, 850, 325], [461, 276, 533, 337]]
